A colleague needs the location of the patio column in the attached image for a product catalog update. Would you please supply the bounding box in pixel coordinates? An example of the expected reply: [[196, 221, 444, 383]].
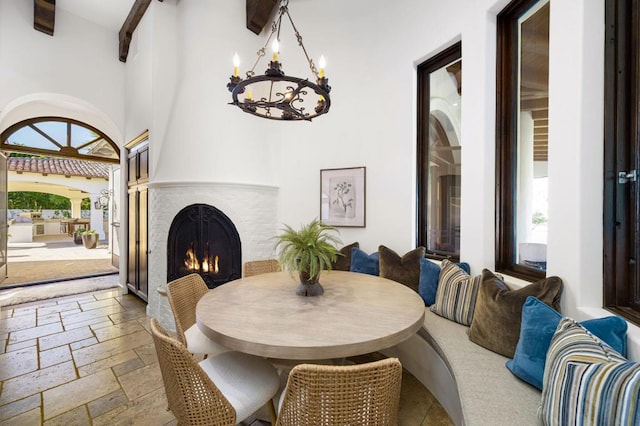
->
[[89, 194, 106, 240], [70, 197, 83, 219]]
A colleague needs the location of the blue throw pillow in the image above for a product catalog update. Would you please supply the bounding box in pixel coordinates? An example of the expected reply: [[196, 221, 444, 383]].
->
[[418, 258, 470, 305], [349, 247, 379, 276], [506, 296, 628, 390]]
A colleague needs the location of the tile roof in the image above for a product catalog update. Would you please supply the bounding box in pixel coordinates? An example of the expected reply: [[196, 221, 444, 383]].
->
[[7, 157, 109, 179]]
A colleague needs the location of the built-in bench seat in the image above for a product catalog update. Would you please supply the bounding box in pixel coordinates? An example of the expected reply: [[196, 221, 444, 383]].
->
[[382, 308, 541, 426]]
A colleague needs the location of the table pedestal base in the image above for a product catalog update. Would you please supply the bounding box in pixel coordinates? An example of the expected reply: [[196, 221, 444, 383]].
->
[[296, 282, 324, 296]]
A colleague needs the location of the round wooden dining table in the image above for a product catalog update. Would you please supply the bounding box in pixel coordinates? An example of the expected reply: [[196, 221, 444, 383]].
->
[[196, 270, 425, 360]]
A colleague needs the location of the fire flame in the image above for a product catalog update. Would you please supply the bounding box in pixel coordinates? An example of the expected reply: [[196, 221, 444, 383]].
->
[[202, 254, 219, 274], [184, 245, 219, 274]]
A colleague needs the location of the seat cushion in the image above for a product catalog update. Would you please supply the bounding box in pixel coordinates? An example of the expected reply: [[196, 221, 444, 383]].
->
[[420, 309, 542, 425], [200, 351, 280, 424], [185, 324, 230, 356]]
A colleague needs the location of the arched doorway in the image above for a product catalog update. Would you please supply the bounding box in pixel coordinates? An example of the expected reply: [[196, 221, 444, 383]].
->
[[0, 97, 122, 289]]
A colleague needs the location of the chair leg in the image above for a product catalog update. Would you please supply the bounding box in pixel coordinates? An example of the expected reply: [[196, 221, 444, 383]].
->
[[267, 399, 277, 425]]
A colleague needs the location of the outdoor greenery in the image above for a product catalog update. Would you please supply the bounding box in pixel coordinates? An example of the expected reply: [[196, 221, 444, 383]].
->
[[9, 192, 69, 209], [8, 192, 91, 210]]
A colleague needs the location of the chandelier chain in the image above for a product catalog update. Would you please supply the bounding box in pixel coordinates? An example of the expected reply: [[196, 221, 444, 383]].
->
[[283, 7, 319, 79]]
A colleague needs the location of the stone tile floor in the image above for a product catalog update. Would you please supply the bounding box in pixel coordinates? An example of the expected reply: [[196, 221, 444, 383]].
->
[[0, 287, 453, 425]]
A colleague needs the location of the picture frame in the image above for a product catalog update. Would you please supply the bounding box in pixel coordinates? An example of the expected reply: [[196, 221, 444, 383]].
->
[[320, 167, 366, 227]]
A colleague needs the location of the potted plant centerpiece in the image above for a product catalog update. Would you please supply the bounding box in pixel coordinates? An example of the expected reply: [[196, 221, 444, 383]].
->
[[275, 219, 342, 296], [81, 229, 99, 249]]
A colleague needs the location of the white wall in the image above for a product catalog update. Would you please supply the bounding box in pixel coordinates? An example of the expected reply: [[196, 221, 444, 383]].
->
[[2, 0, 638, 357], [0, 0, 125, 141], [275, 0, 465, 253], [138, 0, 281, 187]]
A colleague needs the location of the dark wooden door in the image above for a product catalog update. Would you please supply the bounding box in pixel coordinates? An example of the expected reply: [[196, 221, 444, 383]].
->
[[125, 133, 149, 302], [138, 187, 148, 297]]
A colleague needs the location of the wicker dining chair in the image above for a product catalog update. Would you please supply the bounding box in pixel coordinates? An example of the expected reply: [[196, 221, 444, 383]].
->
[[243, 259, 280, 277], [166, 273, 229, 357], [276, 357, 403, 426], [150, 318, 279, 425]]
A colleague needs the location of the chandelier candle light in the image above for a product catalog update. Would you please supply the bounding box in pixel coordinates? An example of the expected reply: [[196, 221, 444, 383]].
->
[[227, 0, 331, 121]]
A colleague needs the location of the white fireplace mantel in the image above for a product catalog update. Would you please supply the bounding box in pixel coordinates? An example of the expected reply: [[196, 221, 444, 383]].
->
[[145, 181, 280, 329]]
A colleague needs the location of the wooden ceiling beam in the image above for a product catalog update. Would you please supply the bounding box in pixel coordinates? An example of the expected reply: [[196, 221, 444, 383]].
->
[[521, 97, 548, 111], [246, 0, 278, 35], [119, 0, 161, 63], [34, 0, 56, 36]]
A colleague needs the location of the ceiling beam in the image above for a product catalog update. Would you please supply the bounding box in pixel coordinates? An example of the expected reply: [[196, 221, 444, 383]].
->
[[119, 0, 160, 63], [34, 0, 55, 36], [246, 0, 278, 35]]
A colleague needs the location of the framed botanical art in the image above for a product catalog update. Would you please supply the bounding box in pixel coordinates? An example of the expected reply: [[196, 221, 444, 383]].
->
[[320, 166, 366, 227]]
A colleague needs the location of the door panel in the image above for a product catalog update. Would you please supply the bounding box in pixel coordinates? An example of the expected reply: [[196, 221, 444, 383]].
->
[[127, 189, 137, 293], [138, 188, 148, 299], [0, 153, 7, 282]]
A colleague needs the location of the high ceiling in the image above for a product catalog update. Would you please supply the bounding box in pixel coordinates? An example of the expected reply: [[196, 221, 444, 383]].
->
[[56, 0, 136, 32], [33, 0, 276, 62]]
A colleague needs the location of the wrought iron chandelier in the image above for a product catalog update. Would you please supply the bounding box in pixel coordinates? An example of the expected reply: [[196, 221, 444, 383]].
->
[[227, 0, 331, 121]]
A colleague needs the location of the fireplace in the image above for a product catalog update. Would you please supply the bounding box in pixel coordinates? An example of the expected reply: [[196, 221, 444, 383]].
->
[[167, 203, 242, 288]]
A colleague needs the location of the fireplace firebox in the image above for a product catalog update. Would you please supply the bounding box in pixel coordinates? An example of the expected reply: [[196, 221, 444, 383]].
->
[[167, 204, 241, 288]]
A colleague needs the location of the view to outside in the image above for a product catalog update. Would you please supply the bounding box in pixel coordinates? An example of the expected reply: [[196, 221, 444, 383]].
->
[[0, 119, 119, 286], [516, 0, 549, 271]]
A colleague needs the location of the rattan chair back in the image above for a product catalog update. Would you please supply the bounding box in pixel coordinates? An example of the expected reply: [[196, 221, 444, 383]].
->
[[243, 259, 280, 277], [150, 318, 236, 425], [166, 273, 209, 347], [276, 357, 403, 426]]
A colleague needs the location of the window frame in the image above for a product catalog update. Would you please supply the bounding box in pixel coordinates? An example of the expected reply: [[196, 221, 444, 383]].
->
[[603, 0, 640, 324], [495, 0, 548, 281], [416, 41, 462, 261]]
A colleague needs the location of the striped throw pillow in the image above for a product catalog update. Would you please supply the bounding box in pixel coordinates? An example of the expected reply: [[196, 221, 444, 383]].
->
[[540, 317, 638, 426], [430, 259, 480, 326]]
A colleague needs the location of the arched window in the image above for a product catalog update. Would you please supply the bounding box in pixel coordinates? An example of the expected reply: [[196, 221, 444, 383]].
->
[[1, 117, 119, 163]]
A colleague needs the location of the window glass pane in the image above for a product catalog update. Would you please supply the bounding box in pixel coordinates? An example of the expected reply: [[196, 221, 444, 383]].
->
[[5, 123, 63, 150], [427, 58, 462, 254], [516, 1, 549, 271], [417, 43, 461, 258], [2, 119, 119, 161]]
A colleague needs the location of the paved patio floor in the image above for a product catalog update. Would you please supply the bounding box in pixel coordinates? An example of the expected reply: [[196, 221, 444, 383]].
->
[[2, 235, 118, 287]]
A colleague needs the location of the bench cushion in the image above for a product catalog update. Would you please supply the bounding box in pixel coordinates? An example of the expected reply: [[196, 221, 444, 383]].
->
[[422, 309, 542, 426]]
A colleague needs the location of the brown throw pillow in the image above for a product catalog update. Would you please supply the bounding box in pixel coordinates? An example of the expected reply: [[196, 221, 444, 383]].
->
[[468, 269, 563, 357], [378, 245, 426, 292], [331, 242, 359, 271]]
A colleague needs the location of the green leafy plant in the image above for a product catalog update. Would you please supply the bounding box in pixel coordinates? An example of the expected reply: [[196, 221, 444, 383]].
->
[[81, 229, 97, 235], [275, 219, 342, 282]]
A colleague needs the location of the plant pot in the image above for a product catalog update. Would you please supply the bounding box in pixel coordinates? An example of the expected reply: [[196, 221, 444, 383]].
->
[[73, 232, 83, 245], [82, 233, 99, 249], [296, 271, 324, 296]]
